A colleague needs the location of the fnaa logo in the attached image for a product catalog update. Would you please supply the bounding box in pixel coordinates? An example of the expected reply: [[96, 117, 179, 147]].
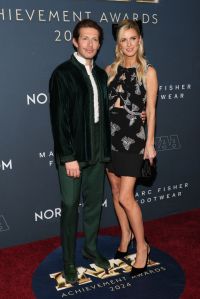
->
[[50, 254, 160, 291], [0, 215, 9, 232], [105, 0, 159, 3], [0, 159, 13, 171], [155, 135, 181, 151]]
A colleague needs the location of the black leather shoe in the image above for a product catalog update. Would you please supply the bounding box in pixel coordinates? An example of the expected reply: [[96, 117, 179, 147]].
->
[[82, 248, 110, 269], [130, 245, 150, 277], [114, 249, 128, 259], [114, 237, 136, 259], [63, 264, 78, 284]]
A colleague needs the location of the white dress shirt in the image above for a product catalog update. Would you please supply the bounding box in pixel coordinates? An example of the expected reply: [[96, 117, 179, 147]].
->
[[74, 52, 99, 123]]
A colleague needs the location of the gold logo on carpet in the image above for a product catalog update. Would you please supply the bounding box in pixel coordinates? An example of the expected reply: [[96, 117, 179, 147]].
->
[[50, 253, 159, 291]]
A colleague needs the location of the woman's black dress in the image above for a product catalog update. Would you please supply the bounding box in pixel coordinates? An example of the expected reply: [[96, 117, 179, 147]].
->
[[107, 65, 147, 177]]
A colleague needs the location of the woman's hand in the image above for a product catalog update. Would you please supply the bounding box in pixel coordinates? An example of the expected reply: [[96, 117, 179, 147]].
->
[[140, 110, 146, 123], [144, 144, 156, 165]]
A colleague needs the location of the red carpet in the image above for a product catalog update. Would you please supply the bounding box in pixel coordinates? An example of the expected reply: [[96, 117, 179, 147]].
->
[[0, 209, 199, 299]]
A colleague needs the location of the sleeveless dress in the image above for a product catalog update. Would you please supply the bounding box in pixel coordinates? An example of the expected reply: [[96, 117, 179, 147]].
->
[[107, 65, 147, 177]]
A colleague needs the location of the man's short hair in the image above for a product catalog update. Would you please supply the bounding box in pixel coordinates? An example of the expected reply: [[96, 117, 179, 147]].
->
[[73, 19, 104, 46]]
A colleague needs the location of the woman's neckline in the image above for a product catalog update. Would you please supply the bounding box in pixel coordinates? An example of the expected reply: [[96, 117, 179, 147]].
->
[[119, 64, 137, 70]]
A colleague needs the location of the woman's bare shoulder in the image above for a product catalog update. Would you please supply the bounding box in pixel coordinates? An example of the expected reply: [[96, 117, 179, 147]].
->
[[146, 65, 157, 80], [105, 64, 112, 75]]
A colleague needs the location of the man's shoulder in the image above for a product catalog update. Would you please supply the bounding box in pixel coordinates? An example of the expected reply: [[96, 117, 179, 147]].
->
[[94, 64, 108, 79], [94, 64, 106, 74], [52, 58, 74, 76]]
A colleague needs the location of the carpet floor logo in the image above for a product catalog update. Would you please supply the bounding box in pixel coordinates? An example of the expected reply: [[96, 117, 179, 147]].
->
[[50, 253, 160, 291], [32, 236, 185, 299]]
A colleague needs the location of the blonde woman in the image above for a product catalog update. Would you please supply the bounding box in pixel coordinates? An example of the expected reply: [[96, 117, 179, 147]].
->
[[106, 20, 158, 276]]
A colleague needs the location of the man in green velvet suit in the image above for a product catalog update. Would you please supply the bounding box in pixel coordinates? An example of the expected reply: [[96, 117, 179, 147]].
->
[[49, 19, 111, 284]]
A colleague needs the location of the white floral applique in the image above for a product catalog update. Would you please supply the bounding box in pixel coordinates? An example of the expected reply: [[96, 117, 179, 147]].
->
[[126, 114, 137, 126], [124, 103, 140, 126], [109, 90, 116, 101], [115, 84, 124, 94], [131, 103, 140, 112], [139, 148, 144, 155], [142, 94, 147, 104], [119, 73, 126, 81], [123, 92, 131, 106], [121, 136, 135, 150], [136, 126, 145, 140], [111, 122, 120, 136], [131, 72, 136, 82], [111, 144, 118, 152], [135, 81, 142, 95]]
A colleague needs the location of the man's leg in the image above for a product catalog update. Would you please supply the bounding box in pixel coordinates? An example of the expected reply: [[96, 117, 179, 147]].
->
[[81, 162, 110, 269], [58, 165, 81, 282]]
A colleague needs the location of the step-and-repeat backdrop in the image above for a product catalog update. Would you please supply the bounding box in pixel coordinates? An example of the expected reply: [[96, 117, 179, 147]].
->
[[0, 0, 199, 248]]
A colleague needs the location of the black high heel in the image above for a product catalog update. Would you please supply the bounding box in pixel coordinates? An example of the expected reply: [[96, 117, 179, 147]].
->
[[130, 244, 150, 276], [114, 235, 136, 259]]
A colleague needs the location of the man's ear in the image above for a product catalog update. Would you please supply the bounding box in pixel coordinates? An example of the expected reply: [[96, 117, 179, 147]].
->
[[72, 38, 78, 49]]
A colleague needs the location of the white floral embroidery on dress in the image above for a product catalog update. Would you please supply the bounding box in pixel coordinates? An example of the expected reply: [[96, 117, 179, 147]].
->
[[109, 90, 116, 100], [111, 122, 121, 136], [135, 82, 142, 95], [123, 92, 131, 106], [139, 148, 145, 155], [119, 73, 126, 81], [136, 126, 145, 140], [115, 84, 124, 93], [121, 136, 135, 150], [131, 103, 140, 112], [111, 144, 118, 152], [126, 114, 137, 126], [142, 94, 147, 104], [131, 72, 136, 82], [124, 103, 140, 126]]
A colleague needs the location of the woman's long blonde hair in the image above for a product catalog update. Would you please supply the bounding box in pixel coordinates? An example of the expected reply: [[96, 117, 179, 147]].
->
[[108, 20, 148, 86]]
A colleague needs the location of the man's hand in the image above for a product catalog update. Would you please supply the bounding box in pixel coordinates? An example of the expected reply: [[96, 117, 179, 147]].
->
[[65, 161, 80, 178], [140, 110, 146, 123]]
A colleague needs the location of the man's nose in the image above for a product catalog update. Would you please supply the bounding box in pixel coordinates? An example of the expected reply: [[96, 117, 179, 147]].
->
[[88, 39, 93, 46]]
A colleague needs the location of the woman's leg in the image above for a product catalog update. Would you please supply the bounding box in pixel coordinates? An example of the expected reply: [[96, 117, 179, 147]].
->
[[119, 176, 148, 268], [107, 170, 132, 252]]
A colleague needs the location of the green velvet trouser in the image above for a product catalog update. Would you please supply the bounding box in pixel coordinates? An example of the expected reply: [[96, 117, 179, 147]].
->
[[58, 123, 105, 268]]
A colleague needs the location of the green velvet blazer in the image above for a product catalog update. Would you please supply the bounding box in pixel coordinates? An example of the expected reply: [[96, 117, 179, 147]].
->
[[49, 55, 111, 165]]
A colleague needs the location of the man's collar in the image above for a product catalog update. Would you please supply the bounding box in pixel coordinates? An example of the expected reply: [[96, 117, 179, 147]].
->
[[73, 52, 93, 69]]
